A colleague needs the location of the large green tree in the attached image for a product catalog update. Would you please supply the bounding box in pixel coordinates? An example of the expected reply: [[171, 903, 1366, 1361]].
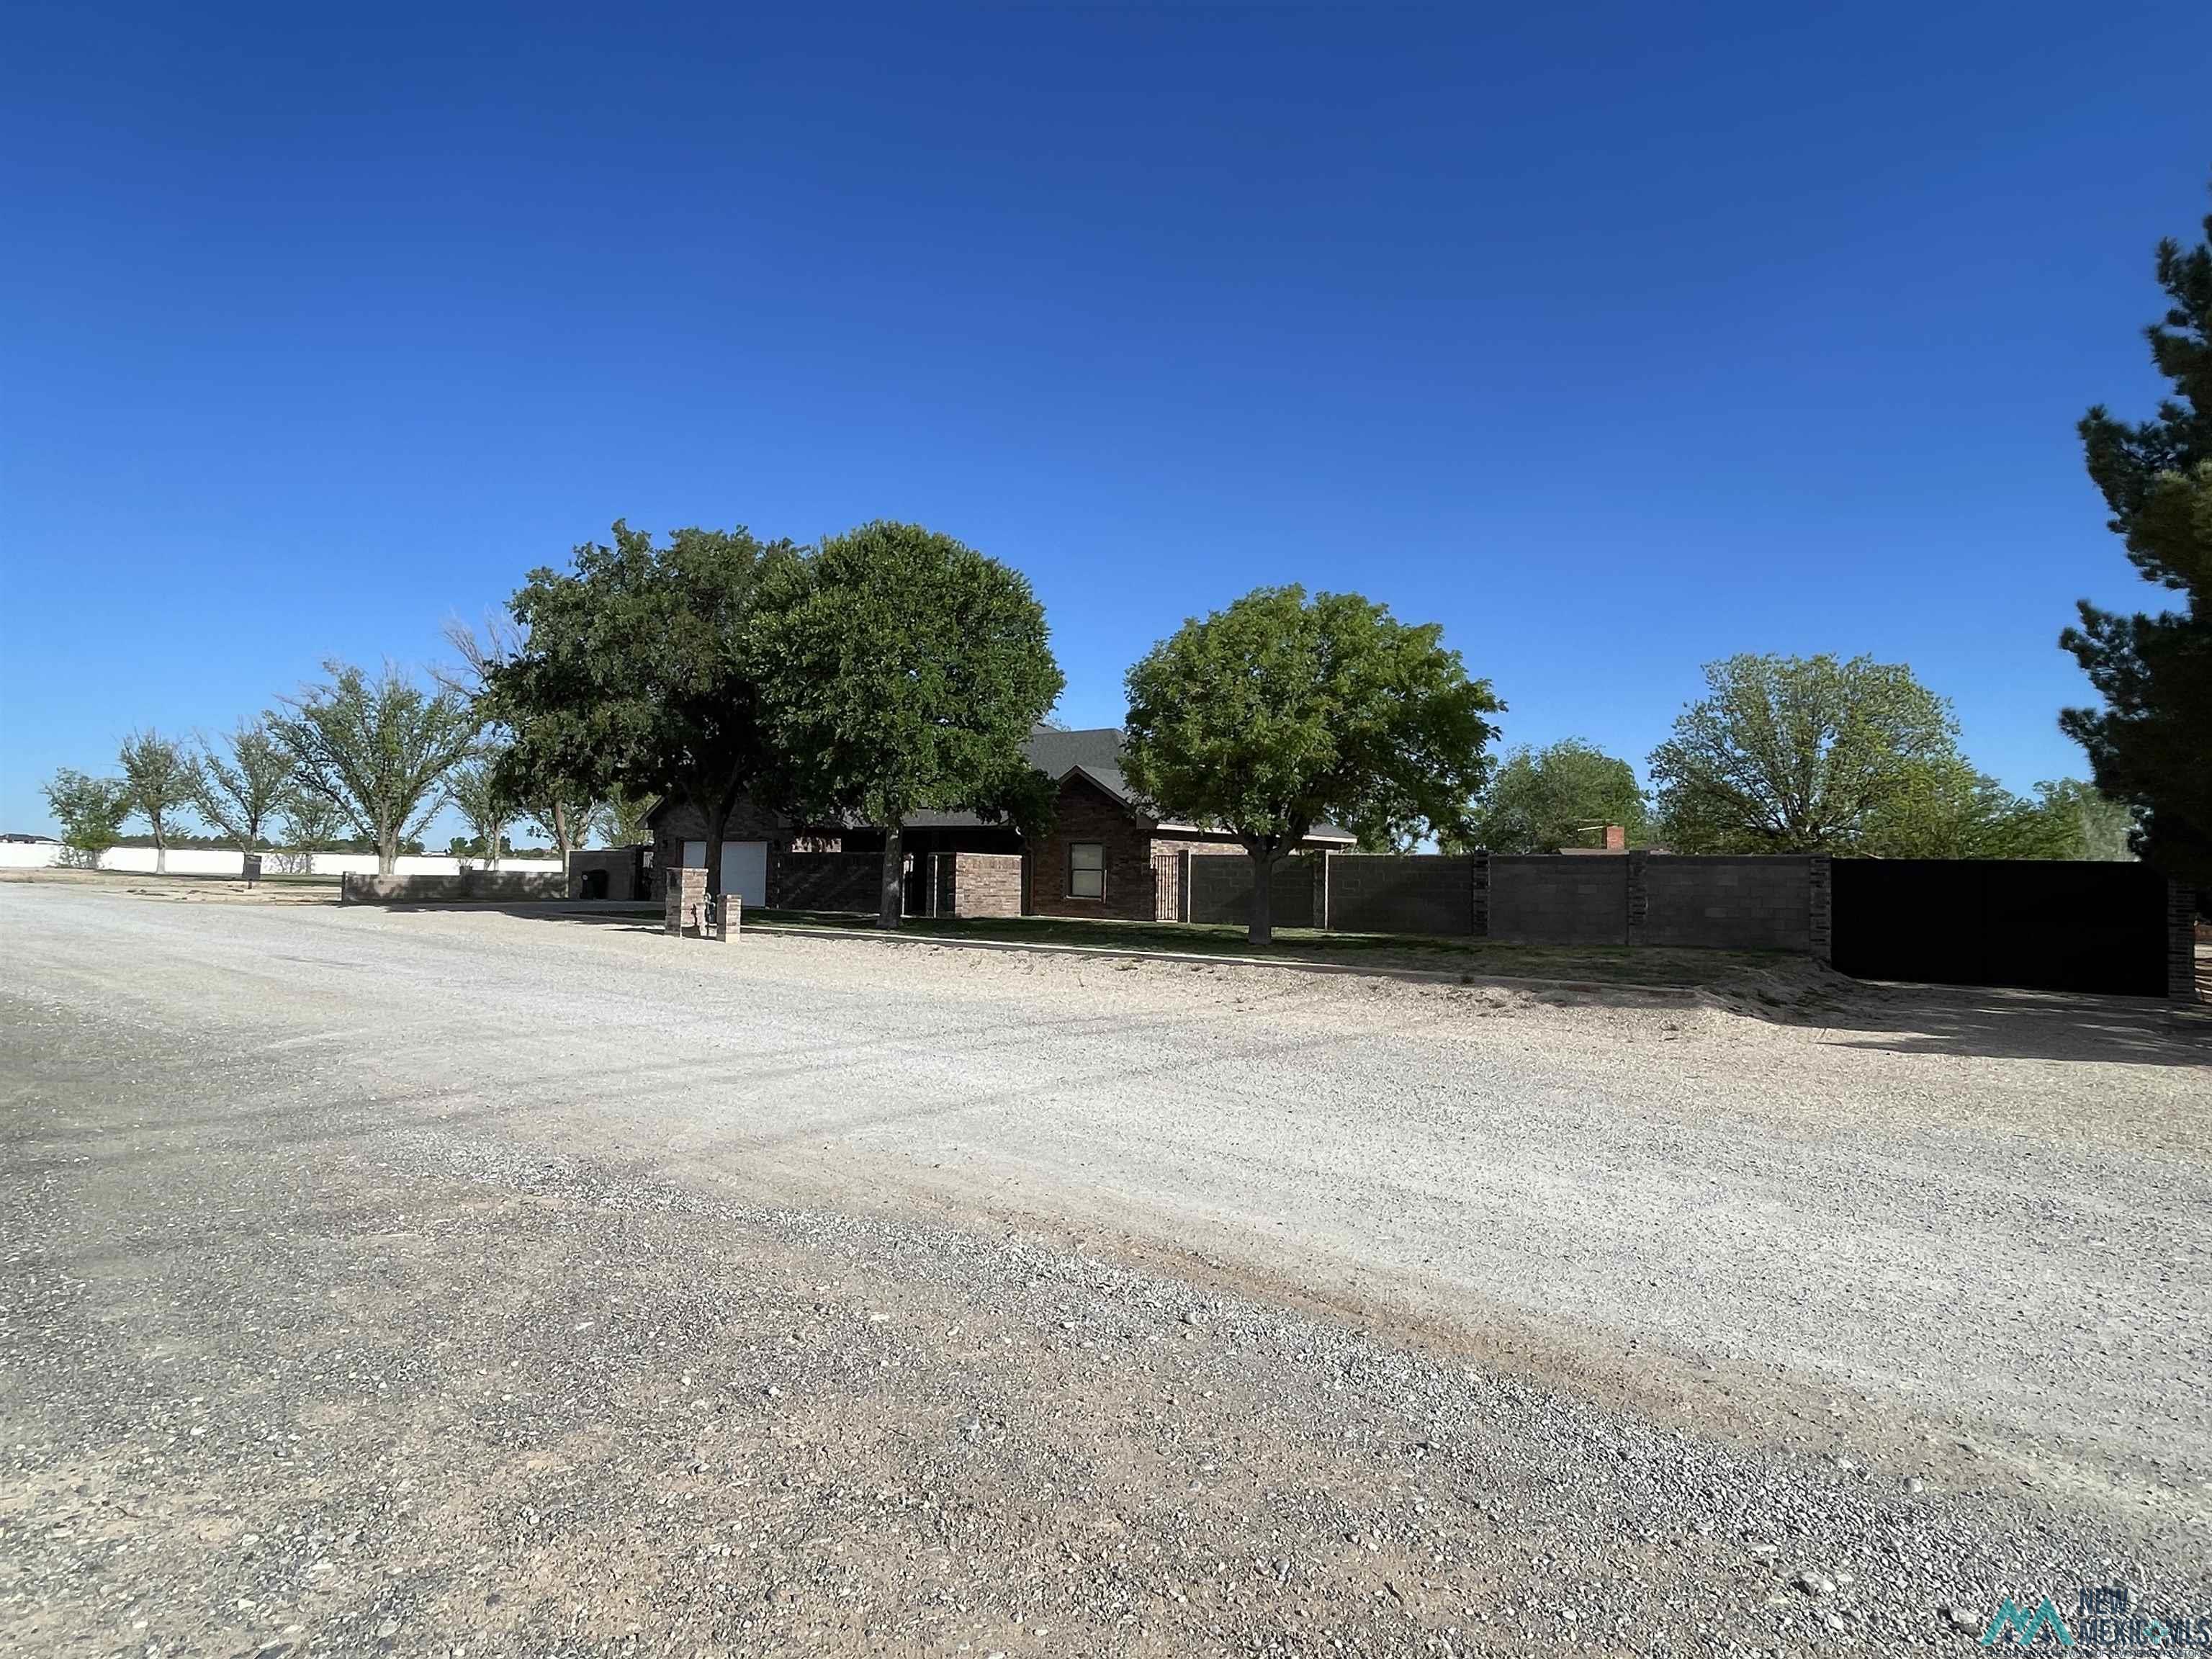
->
[[490, 522, 799, 898], [42, 768, 132, 869], [117, 729, 196, 874], [190, 721, 294, 855], [1123, 586, 1502, 944], [268, 662, 480, 873], [752, 521, 1064, 929], [1650, 655, 1962, 853], [2062, 181, 2212, 885], [1461, 739, 1646, 853]]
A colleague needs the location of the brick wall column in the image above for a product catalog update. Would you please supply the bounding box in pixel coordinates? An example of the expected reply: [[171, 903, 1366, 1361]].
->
[[665, 866, 706, 937], [1808, 855, 1833, 965], [2171, 881, 2200, 1002], [1624, 850, 1649, 947], [1470, 849, 1491, 938]]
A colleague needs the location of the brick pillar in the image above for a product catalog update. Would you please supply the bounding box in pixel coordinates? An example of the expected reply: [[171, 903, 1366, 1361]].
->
[[1470, 849, 1491, 938], [2171, 881, 2200, 1002], [1624, 850, 1649, 948], [1808, 855, 1833, 965], [665, 865, 706, 937]]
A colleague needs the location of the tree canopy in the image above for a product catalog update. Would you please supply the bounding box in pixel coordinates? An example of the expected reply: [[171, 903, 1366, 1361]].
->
[[190, 721, 293, 854], [117, 729, 196, 873], [1649, 655, 1963, 853], [752, 521, 1064, 927], [1461, 739, 1646, 853], [1123, 585, 1501, 942], [2061, 179, 2212, 884], [267, 661, 480, 873], [42, 768, 132, 868], [490, 521, 799, 894]]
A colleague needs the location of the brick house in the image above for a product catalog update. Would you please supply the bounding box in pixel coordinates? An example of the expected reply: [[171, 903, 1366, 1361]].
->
[[644, 727, 1354, 921]]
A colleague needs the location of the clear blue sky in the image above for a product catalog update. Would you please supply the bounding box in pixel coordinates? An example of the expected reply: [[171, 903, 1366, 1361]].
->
[[3, 3, 2206, 842]]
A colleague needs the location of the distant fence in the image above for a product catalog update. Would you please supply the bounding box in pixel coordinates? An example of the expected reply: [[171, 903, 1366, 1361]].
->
[[0, 842, 564, 878]]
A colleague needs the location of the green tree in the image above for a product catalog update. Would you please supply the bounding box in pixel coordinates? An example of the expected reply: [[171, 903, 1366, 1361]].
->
[[753, 521, 1064, 929], [190, 721, 294, 855], [2062, 180, 2212, 885], [604, 786, 657, 848], [42, 768, 132, 869], [1461, 739, 1647, 853], [1123, 586, 1502, 944], [117, 729, 196, 874], [2029, 778, 2136, 861], [267, 661, 480, 873], [446, 752, 517, 870], [1650, 655, 1962, 853], [490, 522, 799, 899]]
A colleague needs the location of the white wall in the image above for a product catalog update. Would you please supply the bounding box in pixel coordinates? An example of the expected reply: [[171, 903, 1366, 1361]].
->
[[0, 843, 563, 877]]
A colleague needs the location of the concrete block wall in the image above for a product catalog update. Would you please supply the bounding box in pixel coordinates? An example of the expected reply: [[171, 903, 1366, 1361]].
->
[[1327, 855, 1475, 936], [1186, 853, 1318, 928], [1639, 855, 1814, 951], [341, 870, 570, 904], [1487, 856, 1629, 945]]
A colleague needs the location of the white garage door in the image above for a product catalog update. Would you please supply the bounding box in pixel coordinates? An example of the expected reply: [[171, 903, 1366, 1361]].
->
[[680, 839, 768, 909]]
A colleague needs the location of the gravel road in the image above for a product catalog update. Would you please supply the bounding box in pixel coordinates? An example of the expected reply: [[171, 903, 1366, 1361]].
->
[[3, 881, 2207, 1655]]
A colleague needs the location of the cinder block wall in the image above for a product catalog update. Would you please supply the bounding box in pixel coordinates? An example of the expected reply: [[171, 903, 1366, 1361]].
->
[[1640, 856, 1813, 951], [1328, 855, 1475, 935], [340, 871, 568, 904], [1488, 857, 1629, 944], [1186, 853, 1318, 927]]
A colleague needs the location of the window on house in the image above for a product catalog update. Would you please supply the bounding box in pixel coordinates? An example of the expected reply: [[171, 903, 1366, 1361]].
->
[[1068, 842, 1104, 899]]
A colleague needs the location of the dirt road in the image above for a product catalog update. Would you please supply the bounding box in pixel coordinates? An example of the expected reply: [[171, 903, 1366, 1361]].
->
[[3, 884, 2206, 1655]]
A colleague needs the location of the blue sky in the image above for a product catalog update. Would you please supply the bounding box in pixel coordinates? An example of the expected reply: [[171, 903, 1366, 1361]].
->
[[3, 3, 2206, 842]]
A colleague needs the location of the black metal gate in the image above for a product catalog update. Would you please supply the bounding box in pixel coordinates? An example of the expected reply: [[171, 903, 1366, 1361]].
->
[[1830, 859, 2168, 996]]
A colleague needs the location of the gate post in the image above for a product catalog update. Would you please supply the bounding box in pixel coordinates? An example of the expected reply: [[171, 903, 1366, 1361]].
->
[[2172, 881, 2200, 1002], [1808, 855, 1833, 966]]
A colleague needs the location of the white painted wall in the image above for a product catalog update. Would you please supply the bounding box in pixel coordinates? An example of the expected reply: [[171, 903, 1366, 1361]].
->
[[0, 843, 563, 877]]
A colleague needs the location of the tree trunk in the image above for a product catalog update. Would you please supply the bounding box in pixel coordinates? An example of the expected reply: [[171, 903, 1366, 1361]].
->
[[1246, 842, 1274, 947], [878, 824, 904, 930]]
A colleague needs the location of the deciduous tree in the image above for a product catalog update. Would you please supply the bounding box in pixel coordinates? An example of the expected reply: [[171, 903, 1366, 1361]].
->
[[1123, 586, 1501, 944], [752, 521, 1064, 928], [490, 522, 798, 899], [1460, 739, 1646, 853], [2062, 179, 2212, 884], [117, 729, 195, 874], [1649, 655, 1959, 854], [191, 721, 294, 855], [267, 662, 479, 873], [42, 768, 131, 869]]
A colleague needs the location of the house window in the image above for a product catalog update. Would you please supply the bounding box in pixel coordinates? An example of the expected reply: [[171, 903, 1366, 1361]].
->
[[1068, 842, 1104, 899]]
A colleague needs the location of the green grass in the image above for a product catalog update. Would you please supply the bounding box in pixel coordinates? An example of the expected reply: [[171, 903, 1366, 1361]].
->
[[747, 908, 1791, 989]]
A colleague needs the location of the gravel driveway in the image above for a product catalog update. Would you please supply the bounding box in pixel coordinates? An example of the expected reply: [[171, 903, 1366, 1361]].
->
[[3, 881, 2207, 1655]]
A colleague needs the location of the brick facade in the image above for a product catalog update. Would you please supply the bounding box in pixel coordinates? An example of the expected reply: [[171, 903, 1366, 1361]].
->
[[1029, 774, 1160, 921]]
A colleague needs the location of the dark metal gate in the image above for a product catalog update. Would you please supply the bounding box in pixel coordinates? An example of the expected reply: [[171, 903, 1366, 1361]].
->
[[1830, 859, 2169, 996]]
